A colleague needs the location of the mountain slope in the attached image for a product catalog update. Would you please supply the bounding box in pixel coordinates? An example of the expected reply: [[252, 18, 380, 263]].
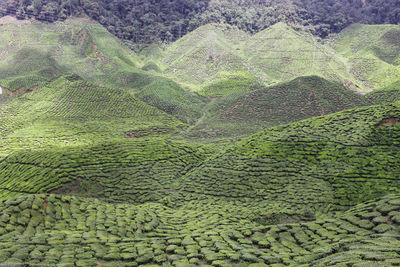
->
[[179, 102, 400, 218], [0, 74, 185, 158], [161, 23, 249, 86], [0, 17, 206, 124], [183, 76, 371, 140], [333, 23, 400, 90], [245, 22, 361, 89]]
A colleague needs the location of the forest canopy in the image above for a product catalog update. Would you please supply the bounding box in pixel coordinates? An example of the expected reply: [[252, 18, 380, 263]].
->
[[1, 0, 400, 43]]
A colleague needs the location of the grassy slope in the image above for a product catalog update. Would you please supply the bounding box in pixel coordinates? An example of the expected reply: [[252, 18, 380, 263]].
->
[[179, 102, 400, 218], [162, 21, 386, 93], [161, 23, 250, 86], [183, 76, 371, 141], [0, 18, 206, 124], [333, 23, 400, 91], [0, 74, 185, 158], [245, 22, 361, 90]]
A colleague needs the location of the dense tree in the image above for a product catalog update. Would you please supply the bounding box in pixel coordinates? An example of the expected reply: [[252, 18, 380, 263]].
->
[[0, 0, 399, 42]]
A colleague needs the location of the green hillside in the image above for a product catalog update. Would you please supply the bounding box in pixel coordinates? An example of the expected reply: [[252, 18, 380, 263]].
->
[[244, 22, 361, 89], [0, 74, 185, 158], [0, 18, 206, 125], [366, 80, 400, 105], [1, 14, 400, 267], [333, 23, 400, 90], [0, 18, 138, 91], [183, 76, 371, 140], [161, 23, 249, 86], [180, 102, 400, 218]]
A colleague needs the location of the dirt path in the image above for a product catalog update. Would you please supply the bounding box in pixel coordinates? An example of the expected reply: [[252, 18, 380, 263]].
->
[[182, 98, 214, 134]]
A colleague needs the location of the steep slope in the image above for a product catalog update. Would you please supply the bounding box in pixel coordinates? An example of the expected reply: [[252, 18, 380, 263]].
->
[[0, 18, 206, 124], [0, 18, 138, 91], [179, 102, 400, 218], [333, 23, 400, 90], [161, 23, 249, 86], [0, 74, 184, 158], [184, 76, 371, 140], [244, 22, 361, 89], [366, 80, 400, 105]]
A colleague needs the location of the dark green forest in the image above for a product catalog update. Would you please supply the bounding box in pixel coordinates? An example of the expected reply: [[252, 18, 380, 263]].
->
[[1, 0, 400, 43]]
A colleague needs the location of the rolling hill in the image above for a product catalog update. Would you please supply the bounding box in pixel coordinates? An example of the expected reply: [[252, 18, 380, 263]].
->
[[0, 14, 400, 267], [0, 17, 206, 125], [0, 74, 185, 159], [183, 76, 371, 141], [0, 102, 399, 265], [333, 23, 400, 91], [244, 22, 361, 89], [161, 23, 250, 86], [179, 102, 400, 218]]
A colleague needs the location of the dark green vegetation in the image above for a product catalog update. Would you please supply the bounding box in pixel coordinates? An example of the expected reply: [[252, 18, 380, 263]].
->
[[366, 81, 400, 105], [0, 13, 400, 266], [2, 0, 400, 42], [0, 192, 399, 265], [183, 76, 372, 140]]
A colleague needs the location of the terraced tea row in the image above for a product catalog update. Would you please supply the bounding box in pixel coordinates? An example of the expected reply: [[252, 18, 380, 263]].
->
[[0, 18, 206, 125], [183, 76, 372, 140], [179, 103, 400, 218], [0, 75, 185, 158], [0, 193, 398, 266], [0, 139, 214, 203]]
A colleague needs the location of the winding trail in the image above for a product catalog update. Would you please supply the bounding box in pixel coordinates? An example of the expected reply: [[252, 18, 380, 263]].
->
[[181, 98, 215, 135]]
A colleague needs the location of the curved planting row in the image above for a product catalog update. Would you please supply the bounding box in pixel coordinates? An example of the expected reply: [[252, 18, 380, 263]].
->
[[0, 193, 398, 266]]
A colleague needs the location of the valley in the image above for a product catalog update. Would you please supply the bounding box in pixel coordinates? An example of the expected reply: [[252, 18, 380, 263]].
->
[[0, 13, 399, 266]]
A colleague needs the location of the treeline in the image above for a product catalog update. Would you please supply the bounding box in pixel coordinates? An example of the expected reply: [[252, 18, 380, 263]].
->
[[1, 0, 400, 43]]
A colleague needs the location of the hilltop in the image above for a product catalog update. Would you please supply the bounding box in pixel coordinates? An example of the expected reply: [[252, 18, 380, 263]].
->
[[161, 23, 249, 86], [244, 22, 360, 88], [0, 74, 185, 158], [0, 18, 206, 124]]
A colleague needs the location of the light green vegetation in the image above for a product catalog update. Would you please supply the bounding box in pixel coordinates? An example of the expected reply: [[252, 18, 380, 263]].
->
[[0, 18, 206, 124], [161, 23, 250, 87], [244, 22, 361, 90], [0, 74, 185, 159], [0, 17, 400, 266], [333, 23, 400, 90], [161, 22, 363, 92], [162, 22, 400, 94]]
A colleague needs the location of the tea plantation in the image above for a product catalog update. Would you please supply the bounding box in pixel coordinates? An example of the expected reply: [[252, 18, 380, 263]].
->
[[0, 16, 400, 267], [183, 76, 372, 140]]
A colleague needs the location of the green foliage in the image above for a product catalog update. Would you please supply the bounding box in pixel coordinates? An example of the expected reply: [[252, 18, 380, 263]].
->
[[183, 76, 371, 141], [366, 81, 400, 105], [199, 71, 261, 96], [333, 24, 400, 91], [2, 0, 400, 43], [0, 193, 398, 265]]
